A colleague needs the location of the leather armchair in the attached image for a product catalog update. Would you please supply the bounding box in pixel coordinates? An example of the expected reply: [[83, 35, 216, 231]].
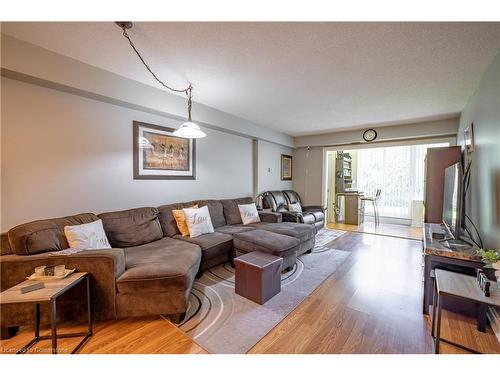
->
[[261, 190, 325, 230]]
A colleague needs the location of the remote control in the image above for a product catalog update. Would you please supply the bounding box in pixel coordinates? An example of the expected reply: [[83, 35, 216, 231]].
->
[[20, 282, 45, 294]]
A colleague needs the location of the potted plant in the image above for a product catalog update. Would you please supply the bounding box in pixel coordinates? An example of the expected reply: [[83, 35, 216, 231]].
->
[[478, 249, 500, 281]]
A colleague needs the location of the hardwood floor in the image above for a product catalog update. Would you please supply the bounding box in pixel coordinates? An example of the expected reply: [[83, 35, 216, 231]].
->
[[0, 316, 207, 354], [327, 221, 423, 241], [2, 232, 498, 354], [250, 232, 499, 354]]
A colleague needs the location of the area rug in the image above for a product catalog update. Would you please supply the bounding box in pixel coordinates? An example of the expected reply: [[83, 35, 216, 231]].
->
[[167, 228, 348, 354]]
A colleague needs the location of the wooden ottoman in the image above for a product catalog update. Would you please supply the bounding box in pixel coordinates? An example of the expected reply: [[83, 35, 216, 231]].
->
[[235, 251, 283, 304], [233, 229, 300, 271]]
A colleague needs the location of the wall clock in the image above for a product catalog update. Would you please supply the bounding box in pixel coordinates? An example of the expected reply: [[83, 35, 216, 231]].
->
[[363, 129, 377, 142]]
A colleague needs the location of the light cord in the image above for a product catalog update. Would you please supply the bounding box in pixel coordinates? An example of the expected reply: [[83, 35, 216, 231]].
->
[[118, 25, 194, 120]]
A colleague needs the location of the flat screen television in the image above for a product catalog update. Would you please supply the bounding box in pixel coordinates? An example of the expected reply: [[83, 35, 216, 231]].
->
[[442, 162, 463, 239]]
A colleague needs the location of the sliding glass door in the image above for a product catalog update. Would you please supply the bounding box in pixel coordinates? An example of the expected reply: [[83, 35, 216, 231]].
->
[[356, 143, 449, 220]]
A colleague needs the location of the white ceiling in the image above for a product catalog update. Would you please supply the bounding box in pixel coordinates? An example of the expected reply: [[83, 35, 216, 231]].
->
[[2, 22, 499, 136]]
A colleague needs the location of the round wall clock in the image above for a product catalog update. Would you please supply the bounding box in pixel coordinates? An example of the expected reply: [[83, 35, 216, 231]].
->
[[363, 129, 377, 142]]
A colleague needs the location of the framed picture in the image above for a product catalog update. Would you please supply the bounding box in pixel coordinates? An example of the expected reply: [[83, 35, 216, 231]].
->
[[133, 121, 196, 180], [281, 154, 293, 181]]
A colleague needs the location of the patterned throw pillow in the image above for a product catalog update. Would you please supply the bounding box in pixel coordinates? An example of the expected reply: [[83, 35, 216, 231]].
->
[[288, 203, 302, 213], [238, 203, 261, 225], [64, 219, 111, 250], [183, 206, 215, 238], [173, 205, 199, 236]]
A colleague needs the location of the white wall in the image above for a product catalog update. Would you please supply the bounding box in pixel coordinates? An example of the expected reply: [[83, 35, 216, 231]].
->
[[256, 140, 293, 194], [1, 78, 257, 230], [458, 50, 500, 250]]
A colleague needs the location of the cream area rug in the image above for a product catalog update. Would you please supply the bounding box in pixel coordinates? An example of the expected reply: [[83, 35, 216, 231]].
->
[[167, 229, 348, 354]]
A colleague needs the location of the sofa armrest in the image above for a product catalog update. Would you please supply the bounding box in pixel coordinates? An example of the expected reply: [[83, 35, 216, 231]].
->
[[258, 211, 282, 223], [302, 205, 325, 212], [0, 248, 125, 323]]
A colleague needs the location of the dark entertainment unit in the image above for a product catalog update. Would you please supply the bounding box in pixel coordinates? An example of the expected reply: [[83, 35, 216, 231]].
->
[[422, 148, 489, 331]]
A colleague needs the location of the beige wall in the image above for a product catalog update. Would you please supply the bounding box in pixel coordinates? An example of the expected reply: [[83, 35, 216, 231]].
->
[[256, 140, 293, 194], [294, 118, 459, 148], [1, 33, 294, 148], [458, 50, 500, 250], [0, 33, 295, 231], [0, 78, 291, 231]]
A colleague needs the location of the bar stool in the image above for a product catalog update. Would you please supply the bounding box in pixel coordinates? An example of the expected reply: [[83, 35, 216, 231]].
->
[[361, 189, 381, 226]]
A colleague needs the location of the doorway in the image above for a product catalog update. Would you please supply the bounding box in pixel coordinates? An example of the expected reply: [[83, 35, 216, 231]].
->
[[325, 141, 450, 240]]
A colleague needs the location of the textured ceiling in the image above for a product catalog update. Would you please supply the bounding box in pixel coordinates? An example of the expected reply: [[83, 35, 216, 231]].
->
[[2, 22, 499, 136]]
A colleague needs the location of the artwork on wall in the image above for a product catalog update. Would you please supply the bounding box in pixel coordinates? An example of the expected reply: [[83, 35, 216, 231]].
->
[[133, 121, 196, 179], [281, 154, 293, 181]]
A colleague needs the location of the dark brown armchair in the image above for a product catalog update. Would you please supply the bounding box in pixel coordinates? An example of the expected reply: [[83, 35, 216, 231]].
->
[[261, 190, 325, 231]]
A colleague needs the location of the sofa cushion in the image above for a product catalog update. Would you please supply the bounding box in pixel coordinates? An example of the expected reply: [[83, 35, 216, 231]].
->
[[264, 191, 289, 212], [220, 197, 254, 225], [249, 222, 315, 243], [64, 219, 111, 250], [238, 203, 261, 225], [283, 190, 302, 205], [215, 225, 256, 235], [233, 229, 299, 258], [183, 205, 215, 238], [117, 237, 201, 295], [7, 213, 100, 255], [174, 232, 233, 261], [172, 205, 198, 237], [99, 207, 163, 248], [158, 201, 197, 237], [193, 200, 226, 228]]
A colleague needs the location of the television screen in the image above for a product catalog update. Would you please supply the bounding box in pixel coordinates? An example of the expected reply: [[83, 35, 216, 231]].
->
[[442, 162, 463, 239]]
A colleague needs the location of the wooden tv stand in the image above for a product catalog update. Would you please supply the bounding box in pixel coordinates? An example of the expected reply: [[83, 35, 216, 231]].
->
[[422, 223, 488, 331]]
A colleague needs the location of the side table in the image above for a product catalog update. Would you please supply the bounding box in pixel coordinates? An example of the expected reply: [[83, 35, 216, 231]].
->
[[0, 272, 92, 354], [432, 269, 500, 354]]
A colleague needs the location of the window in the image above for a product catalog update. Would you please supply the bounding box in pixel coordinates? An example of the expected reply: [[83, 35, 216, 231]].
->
[[356, 143, 449, 219]]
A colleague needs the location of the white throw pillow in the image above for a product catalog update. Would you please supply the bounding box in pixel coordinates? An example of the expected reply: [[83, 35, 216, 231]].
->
[[183, 206, 215, 238], [64, 219, 111, 250], [238, 203, 261, 225], [288, 203, 302, 213]]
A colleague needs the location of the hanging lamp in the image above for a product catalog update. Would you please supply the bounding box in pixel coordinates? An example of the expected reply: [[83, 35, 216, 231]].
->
[[116, 22, 206, 139]]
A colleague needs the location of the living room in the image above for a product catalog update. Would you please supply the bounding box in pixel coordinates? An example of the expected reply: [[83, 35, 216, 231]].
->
[[1, 1, 500, 373]]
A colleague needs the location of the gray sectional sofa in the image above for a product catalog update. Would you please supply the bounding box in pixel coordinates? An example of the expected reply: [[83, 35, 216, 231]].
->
[[0, 196, 316, 337]]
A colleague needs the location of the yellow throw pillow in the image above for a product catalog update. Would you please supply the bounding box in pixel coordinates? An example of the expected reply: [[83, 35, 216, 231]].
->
[[173, 205, 198, 236]]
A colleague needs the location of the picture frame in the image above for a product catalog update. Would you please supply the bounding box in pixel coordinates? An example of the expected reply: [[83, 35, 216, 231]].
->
[[281, 154, 293, 181], [133, 121, 196, 180]]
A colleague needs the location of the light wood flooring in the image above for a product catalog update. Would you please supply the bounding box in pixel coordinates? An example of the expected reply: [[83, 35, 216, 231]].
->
[[327, 221, 423, 241], [2, 232, 498, 354]]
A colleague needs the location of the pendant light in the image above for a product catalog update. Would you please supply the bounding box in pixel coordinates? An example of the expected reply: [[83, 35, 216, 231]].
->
[[173, 84, 206, 138], [116, 22, 206, 139]]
